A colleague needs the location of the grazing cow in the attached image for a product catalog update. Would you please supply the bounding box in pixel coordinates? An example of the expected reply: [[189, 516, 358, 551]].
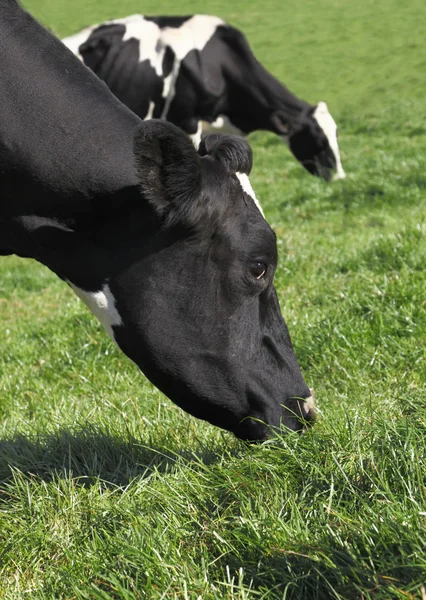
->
[[0, 0, 316, 442], [62, 14, 345, 181]]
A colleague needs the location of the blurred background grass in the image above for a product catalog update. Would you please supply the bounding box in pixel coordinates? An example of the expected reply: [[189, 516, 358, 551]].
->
[[25, 0, 426, 128]]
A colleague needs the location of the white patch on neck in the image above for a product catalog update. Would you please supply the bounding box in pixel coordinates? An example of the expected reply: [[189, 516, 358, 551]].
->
[[68, 281, 122, 340], [236, 172, 265, 218], [313, 101, 346, 180]]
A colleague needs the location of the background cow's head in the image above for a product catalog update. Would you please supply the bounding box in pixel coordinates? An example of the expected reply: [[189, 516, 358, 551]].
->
[[272, 101, 346, 181], [30, 121, 315, 441]]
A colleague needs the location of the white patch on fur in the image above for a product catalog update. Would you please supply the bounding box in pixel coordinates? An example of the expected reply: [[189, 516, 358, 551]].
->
[[190, 121, 203, 149], [64, 15, 224, 121], [313, 101, 346, 180], [236, 172, 264, 218], [202, 115, 243, 136], [62, 25, 97, 60], [157, 15, 224, 59], [121, 16, 166, 76], [68, 282, 122, 340], [158, 15, 224, 119], [145, 100, 156, 120], [160, 57, 181, 119]]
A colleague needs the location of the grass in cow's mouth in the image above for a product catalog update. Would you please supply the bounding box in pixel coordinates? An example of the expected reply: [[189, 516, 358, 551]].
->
[[1, 0, 426, 597]]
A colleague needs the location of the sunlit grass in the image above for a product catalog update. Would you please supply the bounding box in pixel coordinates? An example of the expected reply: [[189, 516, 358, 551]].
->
[[1, 0, 426, 597]]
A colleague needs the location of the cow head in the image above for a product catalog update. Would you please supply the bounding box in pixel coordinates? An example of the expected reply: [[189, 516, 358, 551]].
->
[[33, 121, 315, 441], [271, 102, 345, 181]]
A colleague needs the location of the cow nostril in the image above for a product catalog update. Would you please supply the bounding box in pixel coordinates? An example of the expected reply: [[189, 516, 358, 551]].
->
[[302, 388, 317, 425]]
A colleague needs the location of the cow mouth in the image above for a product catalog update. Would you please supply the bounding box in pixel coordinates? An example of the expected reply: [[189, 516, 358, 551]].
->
[[302, 155, 336, 181], [283, 388, 317, 430], [237, 389, 317, 442]]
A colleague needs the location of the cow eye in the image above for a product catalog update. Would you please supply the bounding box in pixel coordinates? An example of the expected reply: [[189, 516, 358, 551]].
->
[[250, 262, 267, 279]]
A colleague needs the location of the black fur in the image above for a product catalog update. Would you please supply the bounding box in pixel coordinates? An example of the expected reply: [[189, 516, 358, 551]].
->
[[134, 120, 200, 226], [135, 123, 255, 232], [1, 1, 315, 441], [198, 134, 253, 175]]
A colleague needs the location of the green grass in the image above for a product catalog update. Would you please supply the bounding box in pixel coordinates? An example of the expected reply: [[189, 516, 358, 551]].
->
[[1, 0, 426, 597]]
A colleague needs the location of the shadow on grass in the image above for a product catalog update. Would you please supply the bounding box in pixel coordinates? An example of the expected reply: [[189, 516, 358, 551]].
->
[[0, 424, 228, 489], [219, 538, 423, 600]]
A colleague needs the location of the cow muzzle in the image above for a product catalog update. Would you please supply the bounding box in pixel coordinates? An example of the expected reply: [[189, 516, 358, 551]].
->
[[283, 388, 317, 431]]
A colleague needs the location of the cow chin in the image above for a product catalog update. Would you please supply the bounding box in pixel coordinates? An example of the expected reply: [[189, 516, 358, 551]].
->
[[300, 159, 333, 181], [299, 151, 343, 181]]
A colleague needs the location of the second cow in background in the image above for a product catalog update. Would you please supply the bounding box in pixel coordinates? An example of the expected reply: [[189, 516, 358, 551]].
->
[[63, 14, 345, 181]]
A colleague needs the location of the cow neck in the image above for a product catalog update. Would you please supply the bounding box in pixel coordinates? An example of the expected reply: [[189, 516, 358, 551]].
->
[[244, 63, 311, 131], [0, 1, 141, 221], [222, 28, 311, 133]]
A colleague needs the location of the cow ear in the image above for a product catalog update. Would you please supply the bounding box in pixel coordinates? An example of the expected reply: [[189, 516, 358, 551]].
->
[[198, 134, 253, 175], [270, 111, 289, 135], [134, 120, 201, 227]]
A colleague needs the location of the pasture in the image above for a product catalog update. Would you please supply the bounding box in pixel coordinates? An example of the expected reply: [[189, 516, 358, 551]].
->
[[1, 0, 425, 597]]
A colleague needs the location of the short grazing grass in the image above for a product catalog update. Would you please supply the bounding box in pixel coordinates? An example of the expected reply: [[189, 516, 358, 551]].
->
[[1, 0, 426, 598]]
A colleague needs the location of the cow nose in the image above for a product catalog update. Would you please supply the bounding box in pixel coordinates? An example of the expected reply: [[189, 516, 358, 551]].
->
[[283, 388, 317, 430], [302, 388, 317, 426]]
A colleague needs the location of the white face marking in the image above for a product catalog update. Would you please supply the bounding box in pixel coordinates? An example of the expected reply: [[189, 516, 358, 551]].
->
[[313, 101, 346, 180], [235, 172, 265, 218], [68, 282, 122, 341]]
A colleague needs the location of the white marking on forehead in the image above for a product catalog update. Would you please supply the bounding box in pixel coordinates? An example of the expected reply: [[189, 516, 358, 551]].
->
[[313, 101, 346, 180], [235, 172, 265, 218], [68, 282, 122, 341]]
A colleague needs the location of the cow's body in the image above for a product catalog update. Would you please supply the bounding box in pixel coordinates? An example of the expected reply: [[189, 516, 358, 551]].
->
[[63, 14, 345, 181], [1, 0, 316, 441]]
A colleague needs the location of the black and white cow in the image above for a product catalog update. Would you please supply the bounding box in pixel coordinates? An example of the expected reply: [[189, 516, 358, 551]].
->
[[1, 0, 316, 441], [63, 14, 345, 181]]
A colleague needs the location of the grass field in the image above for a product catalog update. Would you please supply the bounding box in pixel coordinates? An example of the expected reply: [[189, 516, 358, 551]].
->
[[1, 0, 426, 598]]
